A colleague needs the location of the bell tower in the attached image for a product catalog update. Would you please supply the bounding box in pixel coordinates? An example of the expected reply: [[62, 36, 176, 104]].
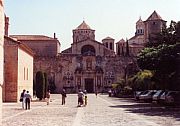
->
[[73, 21, 95, 43], [144, 11, 166, 42]]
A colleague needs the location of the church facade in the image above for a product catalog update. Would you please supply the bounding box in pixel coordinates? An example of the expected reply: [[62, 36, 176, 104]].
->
[[11, 21, 136, 93], [10, 11, 166, 93]]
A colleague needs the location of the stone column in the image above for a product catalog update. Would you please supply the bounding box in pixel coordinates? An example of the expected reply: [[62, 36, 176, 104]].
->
[[0, 0, 4, 125]]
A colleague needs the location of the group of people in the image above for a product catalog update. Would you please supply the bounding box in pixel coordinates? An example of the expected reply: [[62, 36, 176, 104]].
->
[[20, 88, 98, 109], [60, 89, 88, 107], [77, 89, 88, 107], [20, 89, 32, 110], [20, 89, 51, 109]]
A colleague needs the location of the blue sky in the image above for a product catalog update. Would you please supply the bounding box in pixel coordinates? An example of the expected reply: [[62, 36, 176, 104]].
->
[[4, 0, 180, 50]]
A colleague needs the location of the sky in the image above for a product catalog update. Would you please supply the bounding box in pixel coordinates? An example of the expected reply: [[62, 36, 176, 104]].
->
[[4, 0, 180, 51]]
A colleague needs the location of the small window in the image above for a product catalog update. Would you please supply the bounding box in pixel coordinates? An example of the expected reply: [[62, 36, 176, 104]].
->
[[110, 43, 113, 50], [27, 68, 28, 80], [153, 22, 156, 25], [106, 43, 108, 48]]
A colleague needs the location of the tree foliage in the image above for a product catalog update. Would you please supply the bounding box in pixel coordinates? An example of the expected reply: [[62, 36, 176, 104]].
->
[[147, 21, 180, 47], [44, 72, 49, 98], [137, 43, 180, 90], [36, 71, 45, 100], [131, 70, 154, 91]]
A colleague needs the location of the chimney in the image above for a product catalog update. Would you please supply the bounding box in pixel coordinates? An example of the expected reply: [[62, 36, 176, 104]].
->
[[54, 33, 56, 39], [5, 15, 9, 36]]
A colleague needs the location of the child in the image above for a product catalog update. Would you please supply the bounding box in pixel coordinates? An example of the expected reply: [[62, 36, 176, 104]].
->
[[84, 95, 87, 106], [46, 90, 50, 105]]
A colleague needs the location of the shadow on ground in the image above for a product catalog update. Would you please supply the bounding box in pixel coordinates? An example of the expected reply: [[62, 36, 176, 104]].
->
[[109, 100, 180, 121]]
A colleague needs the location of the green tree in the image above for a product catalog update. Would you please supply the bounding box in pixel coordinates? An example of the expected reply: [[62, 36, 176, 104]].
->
[[131, 70, 154, 91], [44, 72, 49, 98], [147, 21, 180, 47], [36, 71, 45, 100], [137, 43, 180, 90]]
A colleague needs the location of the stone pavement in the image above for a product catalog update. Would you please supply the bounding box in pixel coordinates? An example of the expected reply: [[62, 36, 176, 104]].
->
[[2, 94, 180, 126]]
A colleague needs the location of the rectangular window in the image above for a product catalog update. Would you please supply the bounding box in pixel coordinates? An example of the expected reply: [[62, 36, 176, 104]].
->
[[24, 67, 25, 80], [27, 68, 28, 80], [106, 43, 108, 48], [110, 43, 113, 50]]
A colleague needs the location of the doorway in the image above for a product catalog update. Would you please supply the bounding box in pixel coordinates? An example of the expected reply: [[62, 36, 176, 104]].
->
[[85, 78, 94, 93]]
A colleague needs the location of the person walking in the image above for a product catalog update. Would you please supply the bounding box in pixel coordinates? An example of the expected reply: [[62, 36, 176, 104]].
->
[[61, 89, 66, 105], [95, 90, 98, 98], [84, 90, 87, 106], [24, 91, 32, 110], [78, 89, 84, 107], [20, 89, 26, 109], [46, 90, 51, 105]]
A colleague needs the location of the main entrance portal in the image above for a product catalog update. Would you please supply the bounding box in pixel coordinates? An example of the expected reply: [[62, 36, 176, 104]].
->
[[85, 78, 94, 93]]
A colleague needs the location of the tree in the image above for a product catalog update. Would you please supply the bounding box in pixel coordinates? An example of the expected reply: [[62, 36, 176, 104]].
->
[[36, 71, 45, 100], [44, 72, 49, 98], [131, 70, 154, 91], [125, 39, 130, 56], [147, 21, 180, 47], [137, 43, 180, 90]]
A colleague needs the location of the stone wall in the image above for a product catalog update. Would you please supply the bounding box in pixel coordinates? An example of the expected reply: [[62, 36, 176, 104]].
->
[[4, 42, 18, 102], [4, 37, 34, 102], [22, 40, 59, 57], [17, 47, 33, 101], [0, 0, 4, 124], [33, 54, 137, 93]]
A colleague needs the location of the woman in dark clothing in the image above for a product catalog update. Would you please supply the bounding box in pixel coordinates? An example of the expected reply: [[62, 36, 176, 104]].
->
[[61, 89, 67, 105]]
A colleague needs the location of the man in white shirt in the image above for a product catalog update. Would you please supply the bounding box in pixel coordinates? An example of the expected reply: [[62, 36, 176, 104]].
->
[[24, 91, 32, 110]]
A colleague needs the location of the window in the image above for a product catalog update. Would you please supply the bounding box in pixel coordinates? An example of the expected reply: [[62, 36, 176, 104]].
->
[[24, 67, 25, 80], [110, 43, 113, 50], [97, 76, 101, 86], [81, 45, 95, 56], [86, 59, 92, 70], [27, 68, 28, 80], [106, 43, 108, 48]]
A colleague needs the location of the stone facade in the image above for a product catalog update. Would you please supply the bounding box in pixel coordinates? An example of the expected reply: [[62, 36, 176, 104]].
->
[[11, 21, 137, 93], [126, 11, 166, 56], [9, 11, 165, 94], [0, 0, 4, 124], [3, 36, 34, 102], [10, 35, 60, 57]]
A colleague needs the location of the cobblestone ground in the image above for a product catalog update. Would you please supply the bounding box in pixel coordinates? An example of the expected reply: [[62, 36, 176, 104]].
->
[[2, 94, 180, 126]]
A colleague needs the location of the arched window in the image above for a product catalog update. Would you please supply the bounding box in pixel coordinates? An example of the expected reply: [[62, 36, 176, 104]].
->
[[81, 45, 95, 56]]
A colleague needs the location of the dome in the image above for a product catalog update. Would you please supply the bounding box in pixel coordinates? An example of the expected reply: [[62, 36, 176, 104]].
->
[[75, 21, 91, 30]]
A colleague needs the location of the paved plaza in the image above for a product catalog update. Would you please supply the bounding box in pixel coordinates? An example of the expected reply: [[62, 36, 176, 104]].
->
[[2, 94, 180, 126]]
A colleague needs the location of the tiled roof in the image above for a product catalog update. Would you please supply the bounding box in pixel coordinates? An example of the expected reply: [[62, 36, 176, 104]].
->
[[129, 36, 137, 40], [4, 36, 34, 56], [136, 17, 143, 24], [116, 38, 125, 44], [146, 11, 162, 21], [10, 35, 56, 41], [75, 21, 91, 30], [103, 36, 114, 40], [61, 47, 72, 54]]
